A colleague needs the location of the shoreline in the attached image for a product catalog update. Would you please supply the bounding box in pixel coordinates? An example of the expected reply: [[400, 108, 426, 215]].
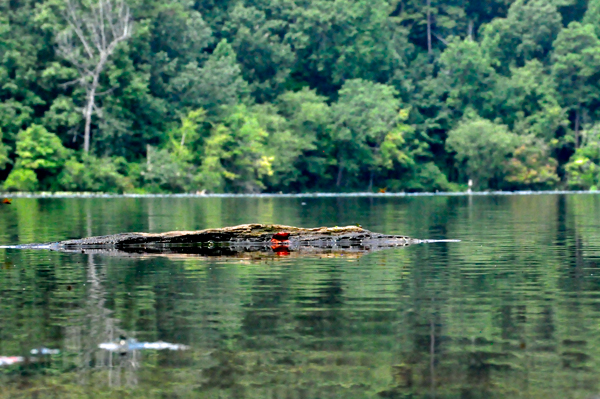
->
[[0, 190, 599, 198]]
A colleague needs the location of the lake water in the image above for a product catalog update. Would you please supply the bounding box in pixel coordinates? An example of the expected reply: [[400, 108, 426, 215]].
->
[[1, 194, 600, 398]]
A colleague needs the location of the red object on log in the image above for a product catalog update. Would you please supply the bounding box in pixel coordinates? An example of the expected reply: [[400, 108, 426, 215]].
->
[[271, 232, 291, 241]]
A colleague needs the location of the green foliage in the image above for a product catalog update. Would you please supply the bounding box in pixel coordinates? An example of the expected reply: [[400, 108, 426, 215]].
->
[[58, 155, 133, 193], [386, 161, 454, 193], [272, 88, 332, 189], [565, 125, 600, 189], [583, 0, 600, 30], [12, 125, 67, 172], [482, 0, 563, 71], [168, 109, 206, 161], [286, 0, 395, 93], [552, 22, 600, 113], [169, 40, 248, 119], [492, 60, 567, 140], [254, 104, 314, 190], [3, 168, 39, 191], [0, 127, 10, 171], [142, 147, 197, 193], [41, 95, 82, 132], [446, 115, 519, 190], [0, 2, 46, 141], [437, 37, 496, 118], [504, 137, 560, 189], [223, 4, 294, 102], [397, 0, 469, 47], [6, 0, 600, 192], [198, 105, 272, 193], [4, 125, 68, 191], [330, 79, 405, 187]]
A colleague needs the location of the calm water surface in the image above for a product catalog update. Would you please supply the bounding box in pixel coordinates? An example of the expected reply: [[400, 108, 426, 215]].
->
[[1, 194, 600, 398]]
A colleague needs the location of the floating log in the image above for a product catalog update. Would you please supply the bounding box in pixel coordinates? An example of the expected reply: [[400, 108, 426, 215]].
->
[[4, 224, 459, 257]]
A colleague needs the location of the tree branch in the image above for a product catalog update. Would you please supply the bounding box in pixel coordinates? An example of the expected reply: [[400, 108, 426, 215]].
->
[[56, 0, 133, 153], [433, 32, 448, 46], [64, 0, 95, 59]]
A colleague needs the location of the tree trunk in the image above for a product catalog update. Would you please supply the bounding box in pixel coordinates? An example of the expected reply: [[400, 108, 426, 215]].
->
[[575, 107, 581, 149], [468, 20, 473, 40], [58, 0, 132, 153], [368, 170, 374, 192], [336, 164, 344, 187], [427, 0, 432, 55], [83, 68, 102, 153], [83, 82, 97, 153]]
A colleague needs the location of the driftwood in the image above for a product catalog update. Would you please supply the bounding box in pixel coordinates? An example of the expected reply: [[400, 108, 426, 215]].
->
[[5, 224, 458, 258]]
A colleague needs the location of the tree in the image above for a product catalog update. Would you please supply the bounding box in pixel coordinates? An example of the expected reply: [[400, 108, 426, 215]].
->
[[167, 40, 248, 119], [0, 2, 48, 142], [56, 0, 133, 153], [504, 136, 559, 190], [223, 4, 294, 103], [492, 60, 567, 141], [445, 115, 519, 190], [58, 154, 132, 192], [551, 22, 600, 148], [198, 105, 272, 193], [285, 0, 395, 94], [143, 2, 213, 111], [4, 125, 69, 191], [395, 0, 469, 54], [583, 0, 600, 29], [254, 88, 334, 191], [272, 88, 333, 189], [142, 146, 196, 193], [92, 1, 212, 158], [565, 124, 600, 189], [169, 109, 206, 161], [481, 0, 563, 72], [330, 79, 404, 188], [437, 37, 496, 119]]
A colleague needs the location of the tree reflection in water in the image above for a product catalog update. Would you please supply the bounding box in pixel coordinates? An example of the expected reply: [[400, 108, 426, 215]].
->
[[1, 195, 600, 398], [64, 254, 138, 387]]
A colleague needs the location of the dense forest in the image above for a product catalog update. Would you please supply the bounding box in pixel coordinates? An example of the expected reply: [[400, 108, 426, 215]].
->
[[2, 0, 600, 193]]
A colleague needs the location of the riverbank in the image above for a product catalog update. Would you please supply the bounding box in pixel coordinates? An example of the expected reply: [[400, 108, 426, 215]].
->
[[0, 190, 599, 198]]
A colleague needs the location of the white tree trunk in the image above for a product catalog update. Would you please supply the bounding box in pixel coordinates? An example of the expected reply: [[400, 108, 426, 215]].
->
[[84, 81, 97, 153], [57, 0, 132, 153], [427, 0, 432, 55]]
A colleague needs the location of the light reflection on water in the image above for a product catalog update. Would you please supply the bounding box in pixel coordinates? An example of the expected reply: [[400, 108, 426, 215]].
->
[[1, 195, 600, 398]]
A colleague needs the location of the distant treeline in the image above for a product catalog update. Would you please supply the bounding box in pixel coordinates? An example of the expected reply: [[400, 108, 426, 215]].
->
[[2, 0, 600, 193]]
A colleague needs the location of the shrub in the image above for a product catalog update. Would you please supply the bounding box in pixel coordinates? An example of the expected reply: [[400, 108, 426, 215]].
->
[[3, 168, 39, 192], [58, 156, 133, 193]]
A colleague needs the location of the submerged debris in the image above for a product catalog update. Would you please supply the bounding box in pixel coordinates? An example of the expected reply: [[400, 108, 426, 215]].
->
[[0, 356, 23, 366], [0, 348, 60, 367], [99, 338, 189, 353], [30, 348, 60, 355]]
